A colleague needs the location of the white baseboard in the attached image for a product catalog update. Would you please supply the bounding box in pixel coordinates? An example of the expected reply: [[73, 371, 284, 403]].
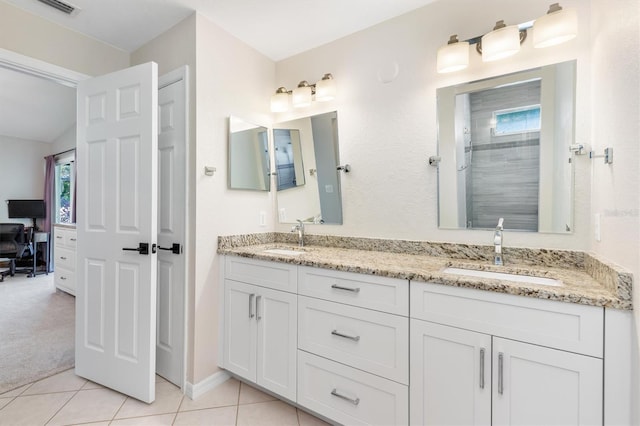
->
[[184, 370, 230, 400]]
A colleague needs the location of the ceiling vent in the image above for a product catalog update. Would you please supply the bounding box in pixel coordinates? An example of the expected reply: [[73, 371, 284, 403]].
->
[[36, 0, 81, 16]]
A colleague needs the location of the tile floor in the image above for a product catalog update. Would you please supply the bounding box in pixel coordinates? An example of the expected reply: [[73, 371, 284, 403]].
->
[[0, 369, 330, 426]]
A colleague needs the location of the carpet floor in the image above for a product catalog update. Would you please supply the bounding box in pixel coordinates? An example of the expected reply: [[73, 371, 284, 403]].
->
[[0, 273, 75, 394]]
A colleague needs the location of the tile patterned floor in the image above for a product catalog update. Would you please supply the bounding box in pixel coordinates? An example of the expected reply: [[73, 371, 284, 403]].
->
[[0, 369, 331, 425]]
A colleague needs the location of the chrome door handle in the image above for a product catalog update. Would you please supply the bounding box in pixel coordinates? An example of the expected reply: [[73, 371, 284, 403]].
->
[[331, 388, 360, 405], [331, 284, 360, 293], [249, 294, 255, 319], [158, 243, 182, 254], [498, 352, 504, 395], [331, 330, 360, 342], [479, 348, 485, 389], [256, 295, 262, 320]]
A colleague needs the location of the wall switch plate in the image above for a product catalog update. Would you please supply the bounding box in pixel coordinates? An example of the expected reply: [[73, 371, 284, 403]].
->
[[259, 211, 266, 227], [594, 213, 601, 242], [279, 208, 286, 222]]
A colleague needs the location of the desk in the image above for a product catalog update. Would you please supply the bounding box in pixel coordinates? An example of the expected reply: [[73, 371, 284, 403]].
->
[[31, 232, 49, 277]]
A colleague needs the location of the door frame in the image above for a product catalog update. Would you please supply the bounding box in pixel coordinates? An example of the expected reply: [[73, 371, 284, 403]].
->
[[158, 65, 190, 391], [0, 48, 190, 393]]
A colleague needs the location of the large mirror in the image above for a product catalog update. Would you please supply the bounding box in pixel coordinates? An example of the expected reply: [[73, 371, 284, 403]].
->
[[437, 60, 576, 233], [273, 111, 343, 224], [228, 116, 270, 191]]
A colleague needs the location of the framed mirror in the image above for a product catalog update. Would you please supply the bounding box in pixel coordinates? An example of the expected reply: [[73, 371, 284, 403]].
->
[[228, 116, 270, 191], [273, 111, 343, 225], [437, 60, 576, 233]]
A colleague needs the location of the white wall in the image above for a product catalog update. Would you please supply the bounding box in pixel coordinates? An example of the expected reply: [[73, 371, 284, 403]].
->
[[50, 124, 76, 155], [0, 2, 129, 76], [589, 0, 640, 421], [0, 136, 50, 226], [274, 0, 592, 251], [192, 13, 275, 383]]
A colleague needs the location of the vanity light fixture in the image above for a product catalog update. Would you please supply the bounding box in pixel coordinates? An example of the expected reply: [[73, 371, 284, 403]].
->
[[270, 73, 336, 112], [436, 35, 470, 73], [436, 3, 576, 73], [533, 3, 578, 48], [481, 20, 524, 62]]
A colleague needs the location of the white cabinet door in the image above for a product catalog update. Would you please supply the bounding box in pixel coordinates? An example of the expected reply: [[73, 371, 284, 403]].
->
[[256, 286, 297, 401], [492, 337, 602, 426], [223, 280, 257, 381], [410, 320, 491, 426], [223, 279, 297, 401]]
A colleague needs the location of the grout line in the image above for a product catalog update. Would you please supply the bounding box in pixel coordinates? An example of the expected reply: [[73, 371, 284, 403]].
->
[[43, 388, 80, 425]]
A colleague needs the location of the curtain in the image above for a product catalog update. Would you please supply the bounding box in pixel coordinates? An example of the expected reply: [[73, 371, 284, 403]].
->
[[43, 155, 55, 234], [44, 155, 55, 273]]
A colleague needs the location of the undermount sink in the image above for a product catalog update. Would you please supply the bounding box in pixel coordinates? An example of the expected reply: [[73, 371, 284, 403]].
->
[[443, 267, 563, 287], [263, 248, 306, 256]]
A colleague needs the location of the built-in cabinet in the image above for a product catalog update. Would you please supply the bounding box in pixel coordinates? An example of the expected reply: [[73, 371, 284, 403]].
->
[[410, 282, 603, 426], [222, 257, 297, 401], [220, 255, 610, 426], [53, 225, 76, 296]]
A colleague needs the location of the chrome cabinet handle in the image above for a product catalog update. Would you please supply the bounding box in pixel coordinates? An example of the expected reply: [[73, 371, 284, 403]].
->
[[331, 330, 360, 342], [256, 295, 262, 320], [498, 352, 504, 395], [60, 276, 67, 280], [331, 388, 360, 405], [60, 256, 67, 260], [479, 348, 485, 389], [249, 294, 255, 319], [331, 284, 360, 293]]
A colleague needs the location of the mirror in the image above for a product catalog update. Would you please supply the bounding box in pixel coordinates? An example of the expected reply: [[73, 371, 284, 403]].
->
[[437, 60, 576, 233], [273, 129, 306, 191], [228, 116, 270, 191], [273, 111, 343, 224]]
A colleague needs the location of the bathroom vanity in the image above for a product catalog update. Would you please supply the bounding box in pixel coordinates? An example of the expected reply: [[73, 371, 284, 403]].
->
[[218, 234, 632, 426]]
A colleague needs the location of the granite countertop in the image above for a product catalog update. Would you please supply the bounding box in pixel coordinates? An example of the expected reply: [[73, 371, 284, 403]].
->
[[218, 233, 633, 310]]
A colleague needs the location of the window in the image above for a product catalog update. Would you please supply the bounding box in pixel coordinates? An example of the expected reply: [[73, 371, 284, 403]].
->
[[493, 105, 541, 135], [54, 155, 75, 224]]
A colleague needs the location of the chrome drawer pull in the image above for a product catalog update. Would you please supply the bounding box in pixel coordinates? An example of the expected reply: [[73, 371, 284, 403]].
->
[[479, 348, 485, 389], [60, 276, 67, 280], [331, 330, 360, 342], [249, 294, 255, 319], [60, 256, 67, 260], [331, 388, 360, 406], [70, 238, 76, 241], [331, 284, 360, 293], [256, 295, 262, 320], [498, 352, 504, 395]]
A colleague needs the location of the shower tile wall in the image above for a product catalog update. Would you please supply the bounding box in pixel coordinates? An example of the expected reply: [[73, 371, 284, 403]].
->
[[467, 80, 541, 231]]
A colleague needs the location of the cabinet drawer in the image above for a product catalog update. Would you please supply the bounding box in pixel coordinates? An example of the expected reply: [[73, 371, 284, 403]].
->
[[53, 229, 66, 247], [299, 266, 408, 315], [65, 230, 77, 248], [298, 351, 408, 426], [55, 247, 75, 270], [298, 296, 408, 384], [55, 268, 75, 295], [224, 256, 297, 293], [410, 282, 604, 357]]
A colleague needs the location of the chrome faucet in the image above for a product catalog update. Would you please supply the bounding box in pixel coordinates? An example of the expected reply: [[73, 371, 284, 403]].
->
[[291, 219, 305, 247], [494, 217, 504, 266]]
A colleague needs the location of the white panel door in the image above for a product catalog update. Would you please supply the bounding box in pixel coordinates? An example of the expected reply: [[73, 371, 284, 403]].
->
[[156, 68, 187, 387], [410, 320, 491, 426], [492, 337, 603, 426], [256, 286, 297, 401], [76, 62, 158, 403]]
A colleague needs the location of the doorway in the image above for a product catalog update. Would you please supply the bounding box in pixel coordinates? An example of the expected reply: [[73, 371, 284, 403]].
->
[[0, 48, 188, 398]]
